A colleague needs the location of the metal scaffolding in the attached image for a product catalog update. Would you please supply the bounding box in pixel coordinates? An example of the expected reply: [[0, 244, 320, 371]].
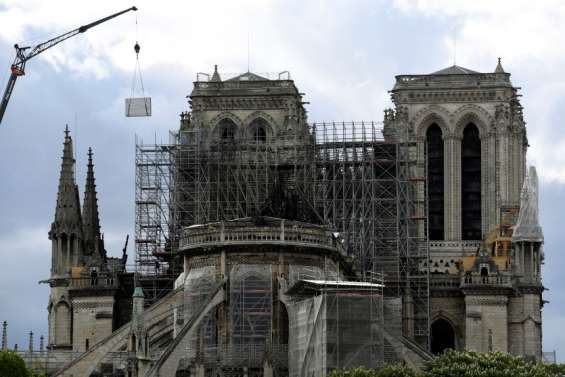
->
[[134, 120, 430, 348]]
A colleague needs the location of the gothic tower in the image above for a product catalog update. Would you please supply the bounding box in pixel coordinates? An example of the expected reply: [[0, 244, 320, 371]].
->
[[47, 130, 119, 352], [176, 66, 312, 228], [48, 126, 83, 349], [384, 60, 542, 358]]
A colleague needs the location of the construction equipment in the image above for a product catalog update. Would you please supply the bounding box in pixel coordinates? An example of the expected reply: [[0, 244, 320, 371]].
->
[[126, 12, 151, 118], [0, 6, 138, 126]]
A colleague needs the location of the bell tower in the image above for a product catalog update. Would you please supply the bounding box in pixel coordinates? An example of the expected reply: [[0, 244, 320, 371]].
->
[[385, 60, 542, 358]]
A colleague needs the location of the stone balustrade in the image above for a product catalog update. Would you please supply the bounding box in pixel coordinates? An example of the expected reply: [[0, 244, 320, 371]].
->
[[428, 240, 481, 254], [179, 219, 340, 253], [69, 275, 119, 290], [461, 273, 512, 288]]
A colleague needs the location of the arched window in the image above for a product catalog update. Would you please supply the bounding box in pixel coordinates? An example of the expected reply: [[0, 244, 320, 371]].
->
[[461, 123, 481, 240], [431, 318, 455, 355], [218, 119, 237, 142], [426, 124, 444, 240], [55, 302, 70, 345], [249, 118, 268, 143]]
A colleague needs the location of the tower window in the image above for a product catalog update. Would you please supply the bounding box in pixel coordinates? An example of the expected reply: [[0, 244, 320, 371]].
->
[[426, 124, 444, 240], [218, 119, 237, 141], [461, 123, 481, 240], [250, 118, 268, 143]]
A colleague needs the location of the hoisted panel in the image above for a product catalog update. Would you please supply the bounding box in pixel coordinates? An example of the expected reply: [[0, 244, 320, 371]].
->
[[126, 97, 151, 117], [126, 16, 151, 118]]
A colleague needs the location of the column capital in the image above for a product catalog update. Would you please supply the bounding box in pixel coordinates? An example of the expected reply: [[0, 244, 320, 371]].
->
[[444, 134, 462, 141]]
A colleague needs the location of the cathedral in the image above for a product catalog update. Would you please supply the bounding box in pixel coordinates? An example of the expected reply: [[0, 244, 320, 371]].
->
[[43, 60, 545, 377]]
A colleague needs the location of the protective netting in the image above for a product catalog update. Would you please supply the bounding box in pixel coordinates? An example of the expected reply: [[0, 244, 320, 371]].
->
[[512, 166, 543, 243], [182, 265, 218, 359], [288, 292, 383, 377]]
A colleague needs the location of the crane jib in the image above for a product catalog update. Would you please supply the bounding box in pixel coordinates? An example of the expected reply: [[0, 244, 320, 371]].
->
[[0, 6, 138, 126]]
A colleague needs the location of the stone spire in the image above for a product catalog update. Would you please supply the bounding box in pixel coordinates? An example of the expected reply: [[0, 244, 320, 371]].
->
[[513, 166, 543, 243], [1, 321, 7, 351], [50, 126, 82, 236], [39, 335, 44, 354], [210, 64, 222, 82], [82, 147, 104, 258], [495, 57, 505, 73], [28, 331, 33, 353]]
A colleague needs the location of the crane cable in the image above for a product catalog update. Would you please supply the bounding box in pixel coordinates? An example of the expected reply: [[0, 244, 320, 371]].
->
[[130, 13, 147, 102]]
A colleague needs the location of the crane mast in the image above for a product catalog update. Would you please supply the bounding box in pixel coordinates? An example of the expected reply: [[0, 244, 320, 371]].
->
[[0, 6, 137, 126]]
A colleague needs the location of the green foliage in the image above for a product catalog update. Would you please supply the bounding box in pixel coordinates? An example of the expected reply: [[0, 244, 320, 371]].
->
[[328, 364, 418, 377], [424, 349, 564, 377], [327, 351, 565, 377], [0, 350, 29, 377]]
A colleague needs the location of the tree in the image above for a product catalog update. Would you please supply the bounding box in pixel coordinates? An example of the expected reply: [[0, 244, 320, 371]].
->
[[327, 350, 565, 377], [424, 349, 564, 377], [328, 365, 418, 377], [0, 350, 29, 377]]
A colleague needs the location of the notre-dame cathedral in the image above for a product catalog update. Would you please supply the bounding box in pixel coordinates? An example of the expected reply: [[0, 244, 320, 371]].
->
[[42, 60, 544, 377]]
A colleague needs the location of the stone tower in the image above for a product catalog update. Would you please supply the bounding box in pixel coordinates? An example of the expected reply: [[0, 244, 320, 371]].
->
[[176, 66, 313, 227], [47, 130, 119, 352], [48, 126, 84, 349], [385, 60, 542, 358]]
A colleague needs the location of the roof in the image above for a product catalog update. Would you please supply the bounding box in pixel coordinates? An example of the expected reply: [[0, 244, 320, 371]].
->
[[431, 65, 480, 75], [133, 287, 144, 298], [226, 71, 269, 81]]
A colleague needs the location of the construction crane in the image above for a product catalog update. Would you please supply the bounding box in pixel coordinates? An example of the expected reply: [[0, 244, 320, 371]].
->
[[0, 6, 138, 126]]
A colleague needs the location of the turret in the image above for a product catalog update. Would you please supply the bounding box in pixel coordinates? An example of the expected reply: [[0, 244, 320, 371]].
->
[[129, 286, 150, 376], [512, 166, 544, 284]]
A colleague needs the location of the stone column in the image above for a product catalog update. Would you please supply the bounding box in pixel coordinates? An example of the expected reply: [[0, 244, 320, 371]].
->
[[57, 237, 63, 275], [486, 131, 497, 235], [498, 129, 510, 206], [481, 132, 489, 237], [444, 135, 461, 240]]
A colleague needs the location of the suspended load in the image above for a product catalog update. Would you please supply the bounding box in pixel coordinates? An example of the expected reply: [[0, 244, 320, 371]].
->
[[126, 17, 151, 117]]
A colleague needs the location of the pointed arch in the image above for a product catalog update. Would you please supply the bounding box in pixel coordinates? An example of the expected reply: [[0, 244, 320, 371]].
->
[[426, 124, 444, 240], [54, 301, 71, 345], [210, 112, 244, 140], [413, 105, 452, 139], [243, 111, 279, 130], [461, 123, 482, 240], [431, 318, 456, 355], [217, 118, 238, 142], [453, 104, 492, 139]]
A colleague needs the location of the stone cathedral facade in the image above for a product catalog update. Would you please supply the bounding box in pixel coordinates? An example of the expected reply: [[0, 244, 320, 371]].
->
[[385, 60, 544, 358], [44, 60, 545, 377]]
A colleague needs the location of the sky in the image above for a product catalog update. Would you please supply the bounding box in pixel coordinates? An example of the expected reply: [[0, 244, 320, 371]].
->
[[0, 0, 564, 359]]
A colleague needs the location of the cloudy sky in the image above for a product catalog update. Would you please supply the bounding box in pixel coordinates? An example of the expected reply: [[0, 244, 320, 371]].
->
[[0, 0, 564, 359]]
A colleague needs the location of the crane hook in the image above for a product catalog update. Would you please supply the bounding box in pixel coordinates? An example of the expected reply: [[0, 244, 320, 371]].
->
[[134, 42, 140, 55]]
